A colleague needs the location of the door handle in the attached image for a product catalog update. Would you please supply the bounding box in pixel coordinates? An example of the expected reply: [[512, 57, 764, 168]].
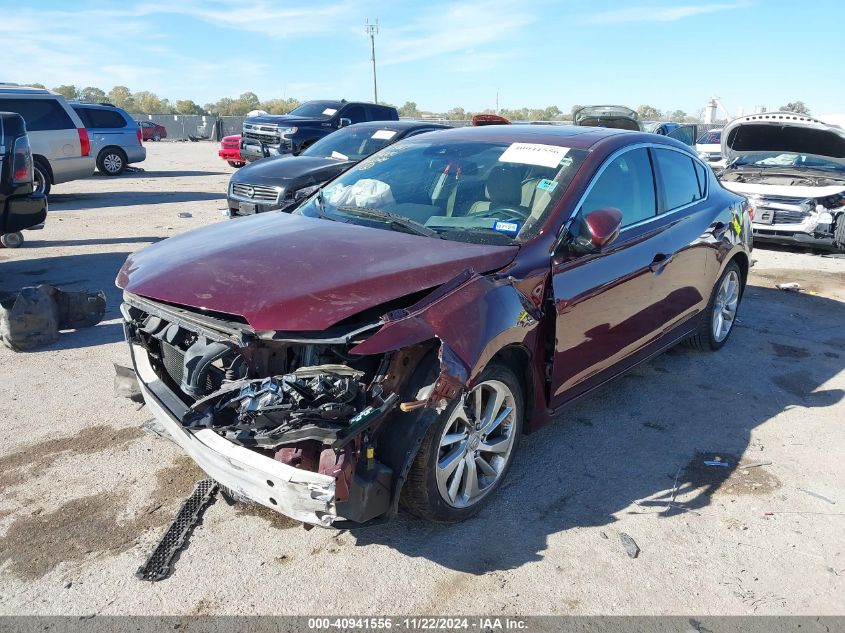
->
[[649, 252, 674, 274]]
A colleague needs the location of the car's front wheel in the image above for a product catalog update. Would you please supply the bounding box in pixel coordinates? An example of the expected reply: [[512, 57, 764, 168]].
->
[[685, 260, 743, 351], [402, 362, 523, 522], [152, 134, 161, 142]]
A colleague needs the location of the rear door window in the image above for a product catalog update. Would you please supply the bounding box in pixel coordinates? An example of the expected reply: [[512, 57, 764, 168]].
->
[[75, 107, 127, 129], [581, 148, 657, 228], [342, 106, 366, 124], [653, 148, 704, 211], [1, 98, 74, 131]]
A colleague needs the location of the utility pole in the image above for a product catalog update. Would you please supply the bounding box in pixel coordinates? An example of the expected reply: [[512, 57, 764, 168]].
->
[[366, 18, 379, 103]]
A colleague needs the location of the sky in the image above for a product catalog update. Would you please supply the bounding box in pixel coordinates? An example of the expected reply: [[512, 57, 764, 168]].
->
[[5, 0, 845, 117]]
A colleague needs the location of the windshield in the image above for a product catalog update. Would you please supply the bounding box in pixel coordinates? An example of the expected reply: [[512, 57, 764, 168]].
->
[[302, 127, 399, 162], [697, 130, 721, 144], [295, 138, 588, 244], [732, 152, 845, 172], [288, 101, 342, 120]]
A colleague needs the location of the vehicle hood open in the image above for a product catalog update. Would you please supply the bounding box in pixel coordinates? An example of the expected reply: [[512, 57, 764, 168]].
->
[[722, 112, 845, 168], [230, 155, 349, 187], [574, 105, 641, 131], [116, 213, 518, 332]]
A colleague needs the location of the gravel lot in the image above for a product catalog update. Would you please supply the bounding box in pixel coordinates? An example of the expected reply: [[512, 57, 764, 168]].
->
[[0, 142, 843, 616]]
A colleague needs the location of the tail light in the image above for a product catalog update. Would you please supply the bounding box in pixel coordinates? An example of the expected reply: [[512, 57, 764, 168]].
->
[[136, 128, 143, 145], [77, 128, 90, 156], [11, 135, 34, 185]]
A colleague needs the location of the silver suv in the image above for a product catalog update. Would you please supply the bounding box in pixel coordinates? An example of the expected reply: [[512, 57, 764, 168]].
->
[[71, 102, 146, 176], [0, 85, 95, 195]]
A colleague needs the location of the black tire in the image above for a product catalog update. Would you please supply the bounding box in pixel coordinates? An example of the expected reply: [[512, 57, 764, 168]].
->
[[33, 159, 51, 196], [227, 161, 244, 168], [1, 232, 24, 248], [834, 215, 845, 252], [97, 148, 127, 176], [402, 362, 524, 523], [152, 134, 161, 142], [684, 260, 743, 351]]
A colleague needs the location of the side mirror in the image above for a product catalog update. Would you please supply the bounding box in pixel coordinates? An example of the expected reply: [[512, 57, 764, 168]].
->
[[583, 207, 623, 249], [339, 118, 352, 128]]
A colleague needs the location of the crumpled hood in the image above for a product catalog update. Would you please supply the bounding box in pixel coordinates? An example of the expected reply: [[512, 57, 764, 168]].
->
[[722, 112, 845, 167], [230, 155, 348, 187], [116, 213, 518, 332]]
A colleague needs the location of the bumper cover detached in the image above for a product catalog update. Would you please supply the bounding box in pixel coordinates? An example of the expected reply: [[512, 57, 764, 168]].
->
[[129, 343, 337, 526]]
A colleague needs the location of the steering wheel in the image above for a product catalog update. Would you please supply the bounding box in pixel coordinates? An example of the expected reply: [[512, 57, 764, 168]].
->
[[473, 205, 530, 221]]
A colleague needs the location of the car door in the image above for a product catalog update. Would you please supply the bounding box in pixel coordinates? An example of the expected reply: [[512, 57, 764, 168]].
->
[[647, 147, 714, 335], [549, 146, 672, 407]]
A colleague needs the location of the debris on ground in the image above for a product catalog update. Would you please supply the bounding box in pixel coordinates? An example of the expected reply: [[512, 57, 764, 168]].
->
[[704, 459, 731, 468], [776, 282, 802, 291], [177, 212, 193, 218], [114, 364, 144, 402], [619, 532, 640, 558], [0, 285, 106, 351], [740, 460, 773, 469], [136, 479, 218, 582], [799, 489, 836, 505]]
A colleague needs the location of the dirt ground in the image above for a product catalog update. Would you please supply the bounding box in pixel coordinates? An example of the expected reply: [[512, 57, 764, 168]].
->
[[0, 142, 843, 616]]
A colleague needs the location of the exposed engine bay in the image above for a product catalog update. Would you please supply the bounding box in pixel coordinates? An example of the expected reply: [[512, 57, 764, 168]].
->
[[121, 291, 439, 526]]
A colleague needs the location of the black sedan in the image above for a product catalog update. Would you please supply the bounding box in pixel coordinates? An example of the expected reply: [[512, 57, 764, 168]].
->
[[226, 120, 449, 218]]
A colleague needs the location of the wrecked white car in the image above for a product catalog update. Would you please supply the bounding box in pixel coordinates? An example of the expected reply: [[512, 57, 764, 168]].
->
[[719, 112, 845, 250]]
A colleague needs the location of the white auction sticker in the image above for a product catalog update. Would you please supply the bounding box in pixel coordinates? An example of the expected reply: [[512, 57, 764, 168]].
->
[[499, 143, 569, 168], [331, 150, 349, 160], [371, 129, 397, 140], [323, 108, 338, 116]]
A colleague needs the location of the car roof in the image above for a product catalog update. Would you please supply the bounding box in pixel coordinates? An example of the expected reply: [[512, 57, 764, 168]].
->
[[0, 84, 55, 96], [344, 120, 450, 132], [405, 123, 640, 151], [70, 101, 119, 110]]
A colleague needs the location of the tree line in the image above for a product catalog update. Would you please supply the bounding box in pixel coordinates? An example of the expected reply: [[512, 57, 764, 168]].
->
[[28, 84, 811, 121]]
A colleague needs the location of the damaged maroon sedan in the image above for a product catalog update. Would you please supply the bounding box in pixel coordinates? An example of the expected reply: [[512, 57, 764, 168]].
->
[[118, 125, 752, 527]]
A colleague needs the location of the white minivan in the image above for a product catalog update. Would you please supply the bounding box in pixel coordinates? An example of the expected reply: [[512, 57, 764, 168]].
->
[[0, 85, 95, 195]]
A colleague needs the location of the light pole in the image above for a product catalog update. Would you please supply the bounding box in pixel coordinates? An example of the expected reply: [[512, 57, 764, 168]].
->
[[366, 19, 379, 103]]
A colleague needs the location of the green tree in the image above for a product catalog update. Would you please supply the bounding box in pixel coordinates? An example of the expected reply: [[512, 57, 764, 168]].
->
[[79, 86, 107, 103], [637, 104, 663, 120], [108, 86, 136, 111], [134, 91, 165, 113], [52, 85, 79, 100], [541, 105, 562, 121], [260, 98, 300, 115], [175, 99, 204, 115], [666, 109, 687, 122], [780, 101, 810, 115], [446, 107, 466, 121], [232, 91, 261, 114], [398, 101, 419, 118], [30, 82, 47, 89]]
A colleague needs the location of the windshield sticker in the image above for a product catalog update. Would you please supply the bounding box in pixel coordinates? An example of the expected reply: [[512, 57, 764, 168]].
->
[[322, 108, 338, 116], [499, 143, 570, 168], [331, 150, 349, 160], [493, 220, 520, 235], [371, 129, 397, 140], [537, 178, 558, 192]]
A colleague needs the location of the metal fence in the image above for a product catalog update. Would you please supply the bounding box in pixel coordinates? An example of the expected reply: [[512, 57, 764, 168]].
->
[[129, 114, 722, 142]]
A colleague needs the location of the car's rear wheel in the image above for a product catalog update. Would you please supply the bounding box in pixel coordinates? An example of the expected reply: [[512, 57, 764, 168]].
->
[[153, 133, 161, 142], [227, 161, 244, 168], [0, 232, 24, 248], [685, 260, 743, 351], [402, 362, 523, 522], [834, 215, 845, 252], [97, 148, 127, 176], [33, 160, 51, 196]]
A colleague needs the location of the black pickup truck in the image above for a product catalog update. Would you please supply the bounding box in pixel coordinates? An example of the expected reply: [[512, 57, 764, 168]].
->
[[240, 100, 399, 162], [1, 112, 47, 248]]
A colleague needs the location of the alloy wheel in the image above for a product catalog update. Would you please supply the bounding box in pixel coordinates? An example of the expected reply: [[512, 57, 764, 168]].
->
[[435, 379, 517, 508], [103, 153, 123, 174], [712, 269, 740, 342]]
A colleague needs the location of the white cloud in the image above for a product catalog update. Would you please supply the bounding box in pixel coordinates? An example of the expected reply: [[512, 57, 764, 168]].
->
[[378, 0, 534, 67], [581, 1, 751, 24]]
